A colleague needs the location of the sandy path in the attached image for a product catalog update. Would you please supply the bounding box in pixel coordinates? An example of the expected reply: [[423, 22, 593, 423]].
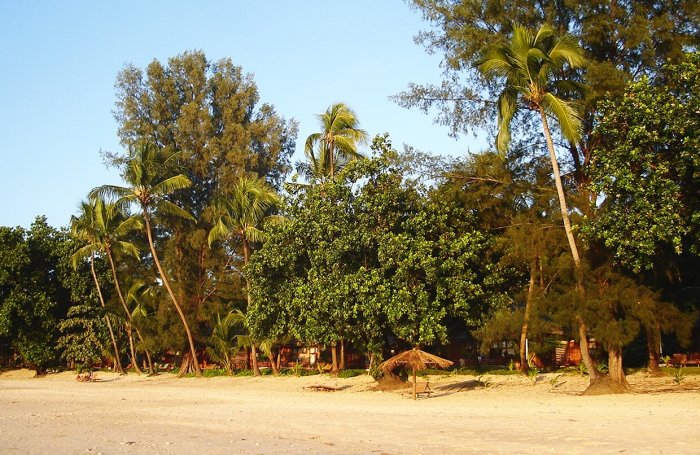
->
[[1, 370, 698, 454]]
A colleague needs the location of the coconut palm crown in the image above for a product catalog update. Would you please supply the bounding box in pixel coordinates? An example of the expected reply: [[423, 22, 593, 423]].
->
[[304, 102, 369, 179], [477, 23, 585, 154]]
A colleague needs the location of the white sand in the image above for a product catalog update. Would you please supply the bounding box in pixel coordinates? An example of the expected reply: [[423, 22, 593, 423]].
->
[[1, 369, 698, 454]]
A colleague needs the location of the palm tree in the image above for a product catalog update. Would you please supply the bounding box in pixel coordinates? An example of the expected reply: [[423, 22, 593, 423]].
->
[[86, 196, 150, 374], [70, 200, 124, 374], [477, 23, 584, 266], [304, 103, 368, 179], [92, 143, 202, 376], [208, 175, 281, 376], [477, 24, 600, 380]]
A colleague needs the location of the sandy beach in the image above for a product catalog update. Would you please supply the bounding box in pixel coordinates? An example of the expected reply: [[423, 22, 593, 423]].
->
[[1, 369, 698, 454]]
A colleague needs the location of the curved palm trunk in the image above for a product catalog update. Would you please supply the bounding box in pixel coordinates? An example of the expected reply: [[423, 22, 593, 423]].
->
[[143, 212, 202, 377], [539, 109, 601, 382], [89, 253, 124, 374], [106, 248, 144, 374]]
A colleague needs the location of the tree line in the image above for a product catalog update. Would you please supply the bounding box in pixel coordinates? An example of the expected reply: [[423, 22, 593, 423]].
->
[[1, 2, 699, 393]]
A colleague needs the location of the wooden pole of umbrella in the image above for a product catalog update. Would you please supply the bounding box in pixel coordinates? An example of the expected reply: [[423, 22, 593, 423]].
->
[[379, 347, 453, 400]]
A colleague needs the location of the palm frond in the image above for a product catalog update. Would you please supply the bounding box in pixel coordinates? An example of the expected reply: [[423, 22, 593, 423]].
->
[[114, 240, 141, 261], [150, 174, 192, 197], [90, 184, 133, 204], [71, 244, 99, 270], [542, 92, 583, 144], [155, 199, 196, 221], [496, 88, 519, 153]]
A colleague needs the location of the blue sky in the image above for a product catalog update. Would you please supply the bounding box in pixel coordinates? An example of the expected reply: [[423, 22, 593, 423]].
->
[[0, 1, 486, 229]]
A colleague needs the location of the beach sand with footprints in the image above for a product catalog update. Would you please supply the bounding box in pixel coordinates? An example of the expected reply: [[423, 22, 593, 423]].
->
[[1, 369, 699, 454]]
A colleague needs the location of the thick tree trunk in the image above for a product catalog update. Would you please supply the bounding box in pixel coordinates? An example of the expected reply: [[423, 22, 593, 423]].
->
[[339, 339, 346, 370], [144, 213, 202, 377], [608, 346, 629, 388], [646, 325, 663, 376], [89, 253, 124, 374], [519, 259, 537, 374], [269, 347, 280, 376], [577, 318, 601, 381], [250, 343, 261, 376], [177, 352, 197, 377], [331, 343, 339, 373]]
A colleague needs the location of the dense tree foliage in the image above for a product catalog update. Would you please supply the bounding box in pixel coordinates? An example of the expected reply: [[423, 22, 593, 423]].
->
[[248, 136, 510, 370]]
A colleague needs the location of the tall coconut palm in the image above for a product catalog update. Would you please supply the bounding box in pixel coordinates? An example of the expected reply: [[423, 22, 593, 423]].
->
[[478, 24, 600, 380], [208, 175, 281, 376], [478, 23, 583, 265], [304, 103, 368, 179], [86, 196, 150, 374], [92, 144, 202, 376]]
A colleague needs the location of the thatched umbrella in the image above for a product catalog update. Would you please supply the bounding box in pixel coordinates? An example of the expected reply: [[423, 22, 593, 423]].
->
[[379, 347, 453, 400]]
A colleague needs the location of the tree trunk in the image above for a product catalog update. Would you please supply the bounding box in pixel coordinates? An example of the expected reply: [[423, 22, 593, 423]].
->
[[339, 339, 346, 370], [134, 327, 155, 374], [177, 352, 197, 377], [143, 212, 202, 377], [646, 324, 663, 376], [89, 253, 124, 374], [125, 323, 143, 374], [106, 248, 149, 374], [250, 343, 261, 376], [577, 318, 601, 381], [539, 109, 581, 266], [519, 259, 537, 374], [608, 346, 629, 388], [540, 109, 602, 384], [331, 343, 339, 373], [269, 347, 280, 376]]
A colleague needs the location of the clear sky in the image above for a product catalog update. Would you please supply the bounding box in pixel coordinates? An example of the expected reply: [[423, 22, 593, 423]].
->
[[0, 1, 486, 229]]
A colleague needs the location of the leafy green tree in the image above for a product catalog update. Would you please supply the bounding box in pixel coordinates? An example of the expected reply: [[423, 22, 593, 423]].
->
[[248, 135, 507, 368], [474, 24, 606, 381], [304, 103, 368, 180], [93, 144, 202, 376], [587, 53, 700, 271], [0, 218, 71, 374], [58, 300, 106, 372], [585, 53, 700, 374]]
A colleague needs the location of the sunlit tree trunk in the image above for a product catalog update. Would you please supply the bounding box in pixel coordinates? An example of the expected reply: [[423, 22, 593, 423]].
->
[[89, 252, 124, 374], [540, 109, 601, 383], [608, 346, 629, 389], [519, 258, 537, 374], [331, 343, 339, 373], [144, 212, 201, 377]]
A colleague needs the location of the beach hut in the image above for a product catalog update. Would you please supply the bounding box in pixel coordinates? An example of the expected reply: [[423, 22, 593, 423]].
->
[[380, 348, 453, 400]]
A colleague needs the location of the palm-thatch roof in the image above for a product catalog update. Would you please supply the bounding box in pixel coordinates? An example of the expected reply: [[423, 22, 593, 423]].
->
[[380, 348, 453, 373]]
